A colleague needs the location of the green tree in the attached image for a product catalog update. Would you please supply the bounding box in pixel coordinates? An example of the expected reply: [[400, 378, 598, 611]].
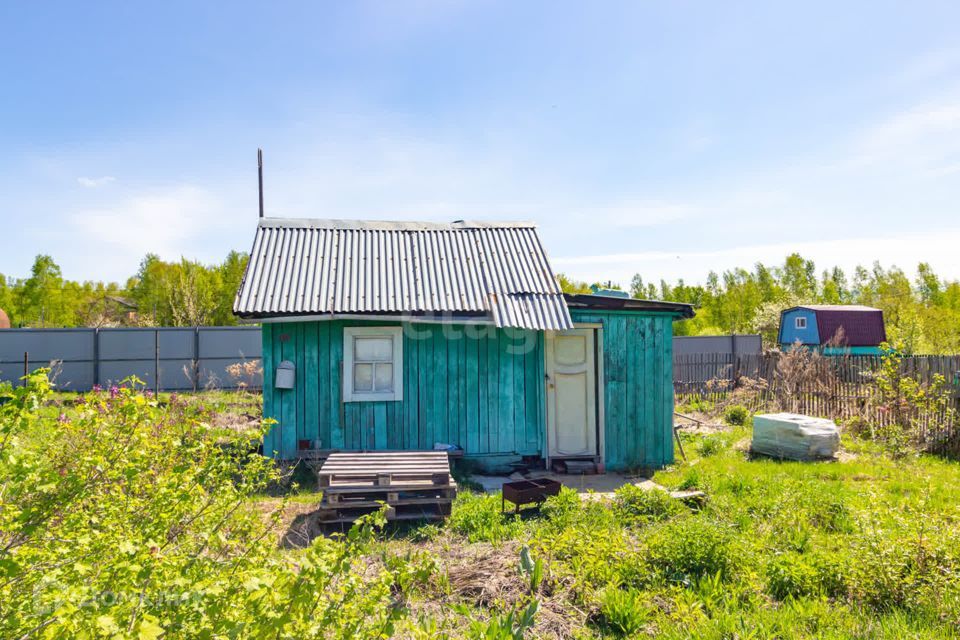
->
[[18, 255, 64, 326], [214, 250, 249, 325], [778, 253, 817, 300], [556, 273, 592, 294]]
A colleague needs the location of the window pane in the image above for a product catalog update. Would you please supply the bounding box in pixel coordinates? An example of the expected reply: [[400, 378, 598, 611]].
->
[[374, 363, 393, 392], [355, 337, 392, 362], [354, 363, 373, 391]]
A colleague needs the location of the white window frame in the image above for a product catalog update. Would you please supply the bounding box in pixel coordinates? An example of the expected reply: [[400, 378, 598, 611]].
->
[[795, 317, 807, 330], [343, 326, 403, 402]]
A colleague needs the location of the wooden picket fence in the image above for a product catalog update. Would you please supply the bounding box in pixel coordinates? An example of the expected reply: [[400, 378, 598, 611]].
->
[[674, 353, 960, 458]]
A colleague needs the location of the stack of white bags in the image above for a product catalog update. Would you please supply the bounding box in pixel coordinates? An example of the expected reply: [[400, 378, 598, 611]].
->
[[751, 413, 840, 461]]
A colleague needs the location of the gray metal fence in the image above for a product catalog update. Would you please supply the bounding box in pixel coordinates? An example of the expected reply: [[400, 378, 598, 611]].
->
[[672, 334, 762, 357], [0, 327, 262, 392], [0, 327, 759, 393]]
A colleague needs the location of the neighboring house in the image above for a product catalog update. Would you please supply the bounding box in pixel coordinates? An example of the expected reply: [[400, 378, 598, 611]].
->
[[233, 217, 694, 471], [778, 305, 887, 355]]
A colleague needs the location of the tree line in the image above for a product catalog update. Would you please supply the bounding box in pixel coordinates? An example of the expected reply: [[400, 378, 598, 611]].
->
[[4, 251, 959, 354], [0, 252, 249, 328], [559, 253, 960, 355]]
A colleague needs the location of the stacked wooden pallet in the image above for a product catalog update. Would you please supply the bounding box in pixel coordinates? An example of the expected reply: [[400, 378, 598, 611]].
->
[[316, 451, 457, 524]]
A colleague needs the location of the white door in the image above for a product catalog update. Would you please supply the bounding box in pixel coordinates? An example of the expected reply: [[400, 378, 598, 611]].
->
[[545, 328, 598, 458]]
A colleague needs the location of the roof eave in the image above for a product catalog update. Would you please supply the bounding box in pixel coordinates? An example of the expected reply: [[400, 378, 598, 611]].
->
[[563, 294, 695, 319]]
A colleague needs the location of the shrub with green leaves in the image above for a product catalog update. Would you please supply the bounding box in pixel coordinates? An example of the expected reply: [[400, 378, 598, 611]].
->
[[448, 491, 525, 543], [597, 587, 651, 637], [645, 517, 734, 581], [677, 396, 714, 414], [695, 434, 728, 457], [723, 404, 750, 426], [0, 372, 400, 638], [535, 522, 630, 591], [614, 484, 685, 525], [539, 486, 582, 527], [766, 553, 823, 600]]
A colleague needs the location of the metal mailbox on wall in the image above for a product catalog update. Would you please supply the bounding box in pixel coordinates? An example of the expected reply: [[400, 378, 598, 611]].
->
[[275, 360, 296, 390]]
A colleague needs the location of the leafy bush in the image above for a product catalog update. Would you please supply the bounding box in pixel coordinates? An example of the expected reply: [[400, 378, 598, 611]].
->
[[646, 518, 734, 581], [723, 404, 750, 426], [448, 492, 525, 543], [536, 523, 630, 590], [676, 466, 704, 491], [846, 524, 958, 612], [614, 484, 684, 525], [766, 553, 822, 600], [0, 372, 401, 638], [695, 434, 728, 457], [677, 396, 715, 414], [382, 548, 446, 597], [539, 486, 582, 527], [597, 587, 652, 637]]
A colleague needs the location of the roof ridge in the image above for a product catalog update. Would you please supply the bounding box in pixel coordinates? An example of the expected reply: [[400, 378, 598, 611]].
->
[[258, 218, 537, 231]]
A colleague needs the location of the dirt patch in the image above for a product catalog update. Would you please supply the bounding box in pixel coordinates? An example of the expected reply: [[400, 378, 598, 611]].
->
[[675, 412, 727, 435], [835, 449, 858, 462], [394, 537, 587, 638], [443, 539, 525, 606], [251, 497, 321, 549], [212, 410, 262, 434]]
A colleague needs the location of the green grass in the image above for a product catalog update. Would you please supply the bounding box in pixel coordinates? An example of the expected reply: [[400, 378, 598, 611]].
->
[[368, 428, 960, 638], [10, 377, 960, 638]]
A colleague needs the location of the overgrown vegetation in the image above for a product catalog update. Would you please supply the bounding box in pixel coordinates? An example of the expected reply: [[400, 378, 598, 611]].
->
[[3, 372, 960, 637], [562, 254, 960, 353], [0, 373, 400, 637], [0, 252, 247, 327], [684, 344, 960, 458], [7, 250, 960, 353]]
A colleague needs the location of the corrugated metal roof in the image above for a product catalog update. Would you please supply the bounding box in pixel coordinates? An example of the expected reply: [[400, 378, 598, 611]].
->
[[799, 305, 881, 312], [234, 218, 573, 330], [785, 305, 887, 346], [813, 308, 886, 347]]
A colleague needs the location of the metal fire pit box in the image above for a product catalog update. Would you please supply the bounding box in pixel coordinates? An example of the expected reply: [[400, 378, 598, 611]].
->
[[501, 478, 562, 513]]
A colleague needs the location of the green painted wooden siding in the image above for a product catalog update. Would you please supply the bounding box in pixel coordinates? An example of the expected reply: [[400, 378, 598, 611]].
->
[[569, 310, 676, 470], [262, 311, 677, 471], [262, 321, 545, 460]]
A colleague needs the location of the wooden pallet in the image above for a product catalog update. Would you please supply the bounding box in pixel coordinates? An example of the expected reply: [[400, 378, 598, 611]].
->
[[317, 501, 451, 524], [317, 451, 453, 488], [323, 485, 457, 505], [315, 451, 457, 524]]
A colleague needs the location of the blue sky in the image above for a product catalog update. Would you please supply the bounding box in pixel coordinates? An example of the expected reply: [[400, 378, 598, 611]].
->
[[3, 1, 960, 286]]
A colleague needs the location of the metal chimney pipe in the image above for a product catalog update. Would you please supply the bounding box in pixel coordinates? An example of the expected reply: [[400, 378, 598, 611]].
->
[[258, 148, 264, 218]]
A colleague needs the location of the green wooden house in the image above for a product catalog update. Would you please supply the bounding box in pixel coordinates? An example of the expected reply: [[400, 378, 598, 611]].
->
[[234, 218, 693, 472]]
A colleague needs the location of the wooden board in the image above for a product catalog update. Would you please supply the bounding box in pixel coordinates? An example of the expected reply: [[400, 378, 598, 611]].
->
[[316, 501, 452, 524], [317, 451, 454, 489]]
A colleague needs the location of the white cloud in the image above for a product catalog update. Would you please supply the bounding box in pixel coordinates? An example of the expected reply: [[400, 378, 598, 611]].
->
[[850, 98, 960, 174], [67, 185, 231, 278], [77, 176, 116, 188]]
